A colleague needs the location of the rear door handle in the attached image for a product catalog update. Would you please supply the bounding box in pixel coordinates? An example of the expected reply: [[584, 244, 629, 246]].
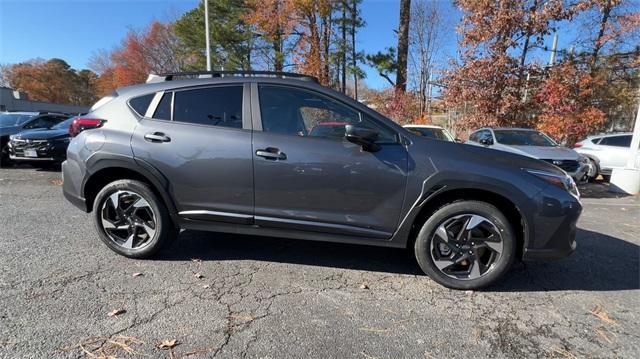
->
[[144, 132, 171, 143], [256, 147, 286, 160]]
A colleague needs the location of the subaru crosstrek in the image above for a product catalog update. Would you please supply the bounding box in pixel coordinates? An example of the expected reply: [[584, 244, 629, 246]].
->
[[62, 71, 582, 290]]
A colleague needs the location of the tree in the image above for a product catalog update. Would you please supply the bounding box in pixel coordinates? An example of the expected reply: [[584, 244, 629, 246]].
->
[[442, 0, 579, 131], [535, 61, 606, 145], [244, 0, 297, 72], [91, 21, 186, 96], [175, 0, 254, 71], [409, 0, 442, 118], [349, 0, 366, 100], [396, 0, 411, 92], [4, 59, 98, 106], [366, 48, 397, 87]]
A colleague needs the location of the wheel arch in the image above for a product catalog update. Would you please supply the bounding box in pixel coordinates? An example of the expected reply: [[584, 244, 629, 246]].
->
[[407, 187, 528, 260], [82, 156, 178, 219]]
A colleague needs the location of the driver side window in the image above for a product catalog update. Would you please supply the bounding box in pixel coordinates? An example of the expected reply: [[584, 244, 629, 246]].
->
[[258, 85, 396, 142]]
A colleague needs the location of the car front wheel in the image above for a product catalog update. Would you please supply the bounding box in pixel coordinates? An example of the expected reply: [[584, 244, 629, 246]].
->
[[92, 179, 176, 258], [414, 201, 516, 290]]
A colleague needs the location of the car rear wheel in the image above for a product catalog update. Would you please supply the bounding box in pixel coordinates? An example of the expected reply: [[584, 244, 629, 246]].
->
[[414, 201, 516, 290], [92, 179, 176, 258]]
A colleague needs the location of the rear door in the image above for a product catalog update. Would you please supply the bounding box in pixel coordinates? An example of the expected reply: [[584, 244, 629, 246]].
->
[[130, 84, 254, 223], [250, 83, 408, 238], [598, 135, 632, 169]]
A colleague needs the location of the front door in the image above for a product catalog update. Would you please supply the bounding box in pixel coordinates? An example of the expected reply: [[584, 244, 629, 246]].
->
[[251, 84, 408, 238], [131, 84, 254, 223]]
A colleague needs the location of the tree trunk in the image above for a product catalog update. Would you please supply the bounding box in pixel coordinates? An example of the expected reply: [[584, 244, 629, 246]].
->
[[351, 0, 358, 100], [341, 1, 347, 93], [396, 0, 411, 92], [591, 0, 613, 69]]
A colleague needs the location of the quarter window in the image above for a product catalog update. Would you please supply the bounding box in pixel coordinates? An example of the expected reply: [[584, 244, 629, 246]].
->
[[258, 85, 395, 142], [129, 94, 154, 116], [173, 86, 243, 128]]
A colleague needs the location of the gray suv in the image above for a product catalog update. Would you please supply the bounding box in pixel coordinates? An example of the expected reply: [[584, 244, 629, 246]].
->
[[62, 71, 582, 290]]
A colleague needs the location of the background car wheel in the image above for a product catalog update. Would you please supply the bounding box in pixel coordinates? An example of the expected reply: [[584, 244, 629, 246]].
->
[[586, 158, 600, 182], [92, 179, 176, 258], [414, 201, 516, 290]]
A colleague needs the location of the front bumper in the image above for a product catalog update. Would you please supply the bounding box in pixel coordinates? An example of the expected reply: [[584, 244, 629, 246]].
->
[[7, 139, 68, 162], [522, 190, 582, 261]]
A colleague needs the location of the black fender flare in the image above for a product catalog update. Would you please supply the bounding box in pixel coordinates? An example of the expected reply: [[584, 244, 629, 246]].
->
[[82, 153, 179, 218]]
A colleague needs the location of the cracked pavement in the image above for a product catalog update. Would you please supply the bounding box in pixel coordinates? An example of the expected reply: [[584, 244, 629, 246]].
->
[[0, 166, 639, 358]]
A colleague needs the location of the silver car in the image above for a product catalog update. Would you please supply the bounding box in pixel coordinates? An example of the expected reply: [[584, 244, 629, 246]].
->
[[466, 128, 589, 181], [574, 132, 640, 181]]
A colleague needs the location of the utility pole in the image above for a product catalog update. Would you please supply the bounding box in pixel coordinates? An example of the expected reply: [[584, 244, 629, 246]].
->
[[204, 0, 211, 71], [548, 33, 558, 66]]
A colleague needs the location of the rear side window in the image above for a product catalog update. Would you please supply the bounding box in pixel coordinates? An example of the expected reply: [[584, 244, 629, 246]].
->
[[599, 135, 631, 147], [129, 94, 154, 116], [173, 86, 243, 128], [153, 93, 172, 121]]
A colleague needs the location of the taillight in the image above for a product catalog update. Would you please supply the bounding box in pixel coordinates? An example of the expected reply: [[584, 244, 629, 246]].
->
[[573, 143, 582, 148], [69, 118, 105, 137]]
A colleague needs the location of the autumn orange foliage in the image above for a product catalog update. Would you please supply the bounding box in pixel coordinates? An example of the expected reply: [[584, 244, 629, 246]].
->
[[535, 62, 606, 145]]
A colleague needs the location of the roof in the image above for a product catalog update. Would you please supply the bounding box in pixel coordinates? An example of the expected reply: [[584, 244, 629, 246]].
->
[[586, 132, 632, 138]]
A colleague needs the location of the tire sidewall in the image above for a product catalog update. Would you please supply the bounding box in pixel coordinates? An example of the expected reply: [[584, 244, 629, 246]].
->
[[92, 179, 171, 258], [414, 201, 516, 290]]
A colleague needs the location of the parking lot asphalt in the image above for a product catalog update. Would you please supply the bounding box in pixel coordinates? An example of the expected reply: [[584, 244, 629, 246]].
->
[[0, 166, 638, 358]]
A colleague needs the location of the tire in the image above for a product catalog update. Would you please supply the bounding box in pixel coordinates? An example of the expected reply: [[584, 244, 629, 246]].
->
[[414, 201, 516, 290], [92, 179, 176, 258], [586, 158, 600, 182]]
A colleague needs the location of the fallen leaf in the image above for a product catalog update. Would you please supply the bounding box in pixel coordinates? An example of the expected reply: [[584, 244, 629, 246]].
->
[[202, 284, 210, 289], [107, 309, 126, 317], [359, 283, 369, 290], [132, 272, 143, 277], [51, 179, 63, 186], [191, 258, 202, 264], [589, 305, 616, 325], [158, 339, 179, 350], [193, 272, 204, 279]]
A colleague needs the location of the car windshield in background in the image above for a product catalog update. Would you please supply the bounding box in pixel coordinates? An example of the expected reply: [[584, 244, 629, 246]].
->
[[52, 117, 75, 130], [0, 113, 36, 127], [494, 130, 557, 147], [409, 127, 454, 141]]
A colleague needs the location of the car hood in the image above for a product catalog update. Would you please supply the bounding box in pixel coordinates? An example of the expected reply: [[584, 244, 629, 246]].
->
[[457, 142, 566, 177], [496, 144, 580, 161], [12, 128, 70, 141]]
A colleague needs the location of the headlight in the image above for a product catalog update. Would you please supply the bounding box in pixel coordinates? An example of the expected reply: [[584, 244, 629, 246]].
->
[[526, 169, 579, 198], [578, 155, 590, 164]]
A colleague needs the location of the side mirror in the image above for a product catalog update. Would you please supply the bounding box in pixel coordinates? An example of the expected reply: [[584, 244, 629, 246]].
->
[[455, 138, 463, 143], [479, 138, 493, 146], [345, 125, 380, 152]]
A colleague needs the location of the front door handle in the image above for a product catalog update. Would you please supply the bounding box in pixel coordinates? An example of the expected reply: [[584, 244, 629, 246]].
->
[[144, 132, 171, 143], [256, 147, 286, 160]]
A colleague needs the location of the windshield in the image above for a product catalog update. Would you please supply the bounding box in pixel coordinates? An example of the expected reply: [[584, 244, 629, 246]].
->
[[408, 127, 454, 142], [52, 117, 75, 130], [494, 130, 557, 147], [0, 113, 36, 127]]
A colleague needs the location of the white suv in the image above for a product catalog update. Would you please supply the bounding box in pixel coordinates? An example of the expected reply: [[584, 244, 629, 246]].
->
[[574, 133, 640, 181]]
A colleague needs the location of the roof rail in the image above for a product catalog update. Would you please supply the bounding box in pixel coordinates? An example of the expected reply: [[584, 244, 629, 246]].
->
[[146, 71, 318, 84]]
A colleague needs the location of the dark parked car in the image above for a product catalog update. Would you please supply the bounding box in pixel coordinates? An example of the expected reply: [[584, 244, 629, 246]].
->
[[62, 71, 582, 290], [8, 116, 76, 164], [0, 112, 69, 165]]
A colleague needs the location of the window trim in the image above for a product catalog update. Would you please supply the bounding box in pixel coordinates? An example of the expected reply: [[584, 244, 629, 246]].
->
[[141, 84, 251, 130], [252, 83, 400, 144]]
